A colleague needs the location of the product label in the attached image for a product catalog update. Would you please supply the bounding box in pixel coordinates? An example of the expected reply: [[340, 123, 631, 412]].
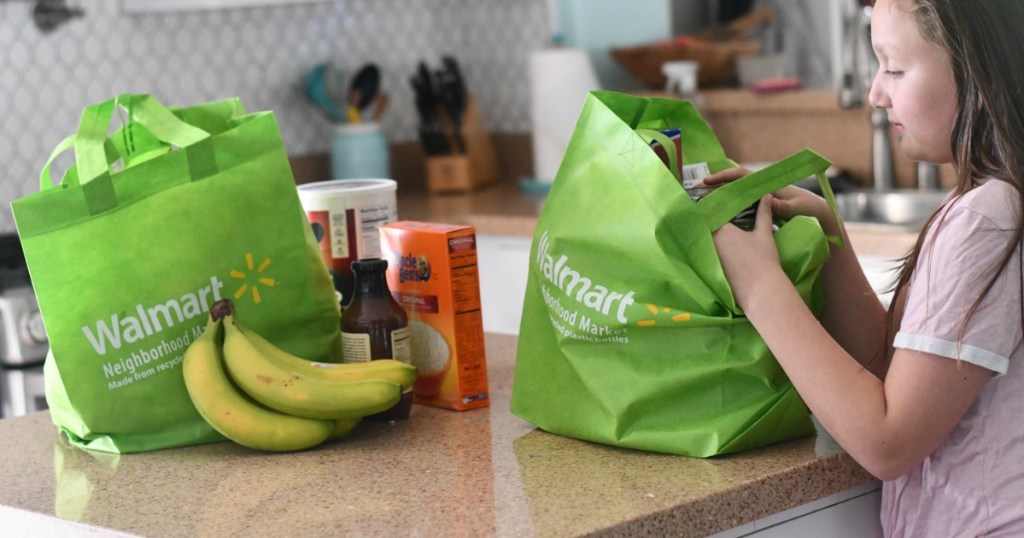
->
[[395, 292, 440, 314], [681, 162, 711, 189], [341, 331, 372, 362], [341, 328, 410, 363], [391, 326, 411, 364], [329, 208, 352, 260], [358, 203, 393, 259]]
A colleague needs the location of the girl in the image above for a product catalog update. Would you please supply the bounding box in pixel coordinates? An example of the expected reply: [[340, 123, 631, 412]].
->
[[709, 0, 1024, 535]]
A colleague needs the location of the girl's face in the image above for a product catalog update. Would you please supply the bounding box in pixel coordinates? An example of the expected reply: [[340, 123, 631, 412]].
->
[[868, 0, 957, 164]]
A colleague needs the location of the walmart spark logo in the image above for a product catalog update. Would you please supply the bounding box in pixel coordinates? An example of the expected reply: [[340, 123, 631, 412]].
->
[[637, 303, 691, 327], [229, 253, 277, 304]]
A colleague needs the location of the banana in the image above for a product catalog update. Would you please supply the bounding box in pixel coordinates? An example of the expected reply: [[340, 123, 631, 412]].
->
[[182, 312, 334, 452], [329, 417, 362, 440], [241, 325, 416, 389], [221, 312, 402, 420]]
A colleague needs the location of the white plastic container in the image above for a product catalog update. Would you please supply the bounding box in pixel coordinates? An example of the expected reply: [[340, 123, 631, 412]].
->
[[662, 60, 700, 95], [297, 178, 398, 305]]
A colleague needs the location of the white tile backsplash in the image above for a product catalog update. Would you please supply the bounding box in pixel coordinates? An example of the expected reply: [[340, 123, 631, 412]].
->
[[0, 0, 549, 233]]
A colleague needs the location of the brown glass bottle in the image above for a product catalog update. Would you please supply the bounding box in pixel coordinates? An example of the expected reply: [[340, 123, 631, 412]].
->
[[341, 258, 412, 420]]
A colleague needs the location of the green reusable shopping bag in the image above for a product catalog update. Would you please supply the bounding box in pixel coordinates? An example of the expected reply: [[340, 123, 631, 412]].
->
[[11, 94, 343, 453], [509, 91, 843, 457]]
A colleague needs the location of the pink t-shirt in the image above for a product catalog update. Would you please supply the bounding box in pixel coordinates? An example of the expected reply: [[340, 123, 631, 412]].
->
[[883, 179, 1024, 536]]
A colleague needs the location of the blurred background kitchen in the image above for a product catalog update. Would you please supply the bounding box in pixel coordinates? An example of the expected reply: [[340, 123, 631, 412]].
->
[[0, 0, 858, 232]]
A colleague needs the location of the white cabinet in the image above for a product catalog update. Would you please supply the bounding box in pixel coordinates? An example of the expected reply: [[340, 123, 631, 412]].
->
[[710, 482, 883, 538], [858, 254, 901, 307], [476, 234, 532, 335]]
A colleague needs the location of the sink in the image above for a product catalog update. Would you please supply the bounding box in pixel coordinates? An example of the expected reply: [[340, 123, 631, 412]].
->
[[834, 190, 948, 229]]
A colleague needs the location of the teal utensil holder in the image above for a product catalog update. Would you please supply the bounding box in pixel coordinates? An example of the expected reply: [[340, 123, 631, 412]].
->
[[331, 123, 391, 180]]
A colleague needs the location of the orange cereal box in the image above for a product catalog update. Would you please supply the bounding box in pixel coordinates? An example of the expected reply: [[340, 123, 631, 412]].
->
[[379, 221, 489, 410]]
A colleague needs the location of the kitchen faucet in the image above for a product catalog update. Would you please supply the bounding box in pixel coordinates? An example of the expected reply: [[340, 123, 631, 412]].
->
[[839, 3, 896, 192]]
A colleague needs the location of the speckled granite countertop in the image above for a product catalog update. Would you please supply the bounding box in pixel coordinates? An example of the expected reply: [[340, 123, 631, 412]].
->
[[0, 333, 876, 537]]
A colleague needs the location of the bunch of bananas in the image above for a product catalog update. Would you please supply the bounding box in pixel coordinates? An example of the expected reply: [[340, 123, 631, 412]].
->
[[182, 299, 416, 452]]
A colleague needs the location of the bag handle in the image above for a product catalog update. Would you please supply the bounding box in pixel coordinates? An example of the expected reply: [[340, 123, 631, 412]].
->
[[39, 134, 135, 191], [39, 135, 77, 191], [629, 129, 843, 247], [43, 94, 212, 189], [636, 128, 682, 183], [695, 148, 843, 243]]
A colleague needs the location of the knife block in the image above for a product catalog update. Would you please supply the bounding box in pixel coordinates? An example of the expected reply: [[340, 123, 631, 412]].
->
[[425, 96, 499, 193]]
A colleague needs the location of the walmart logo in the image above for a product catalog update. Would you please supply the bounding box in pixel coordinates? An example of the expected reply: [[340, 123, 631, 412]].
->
[[229, 253, 276, 304]]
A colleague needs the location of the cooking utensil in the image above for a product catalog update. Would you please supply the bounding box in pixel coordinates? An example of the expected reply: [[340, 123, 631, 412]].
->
[[372, 92, 390, 122], [348, 63, 381, 124], [347, 90, 362, 123], [442, 56, 468, 106], [438, 55, 468, 153], [324, 61, 347, 116], [410, 63, 450, 155], [305, 63, 344, 123]]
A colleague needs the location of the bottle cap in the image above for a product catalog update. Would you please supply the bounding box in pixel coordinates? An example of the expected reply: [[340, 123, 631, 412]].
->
[[352, 258, 388, 273]]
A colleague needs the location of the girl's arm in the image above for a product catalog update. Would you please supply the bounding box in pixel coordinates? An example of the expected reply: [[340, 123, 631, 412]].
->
[[713, 198, 990, 480], [702, 169, 889, 375], [770, 187, 891, 378]]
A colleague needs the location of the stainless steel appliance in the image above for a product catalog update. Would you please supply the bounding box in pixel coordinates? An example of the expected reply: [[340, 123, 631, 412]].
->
[[0, 235, 49, 418]]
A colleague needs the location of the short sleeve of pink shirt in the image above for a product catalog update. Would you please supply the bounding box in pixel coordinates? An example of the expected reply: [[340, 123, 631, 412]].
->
[[894, 181, 1022, 374]]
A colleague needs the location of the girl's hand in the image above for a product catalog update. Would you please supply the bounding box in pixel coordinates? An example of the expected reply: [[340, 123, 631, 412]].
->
[[765, 186, 838, 235], [712, 195, 785, 307], [701, 166, 753, 186], [714, 192, 843, 309], [703, 167, 838, 235]]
